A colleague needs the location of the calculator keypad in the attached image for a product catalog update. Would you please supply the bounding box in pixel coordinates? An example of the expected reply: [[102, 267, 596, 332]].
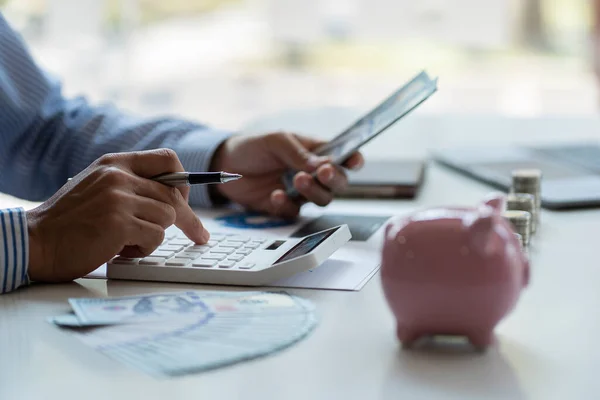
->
[[110, 230, 268, 270]]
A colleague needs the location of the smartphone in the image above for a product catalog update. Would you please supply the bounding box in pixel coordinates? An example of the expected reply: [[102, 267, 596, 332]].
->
[[337, 159, 427, 199], [283, 70, 438, 198]]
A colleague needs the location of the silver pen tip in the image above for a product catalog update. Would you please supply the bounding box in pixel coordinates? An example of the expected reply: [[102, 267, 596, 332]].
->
[[221, 172, 243, 183]]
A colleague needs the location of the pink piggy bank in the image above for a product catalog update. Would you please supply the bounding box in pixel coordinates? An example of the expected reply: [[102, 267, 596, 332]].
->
[[381, 194, 529, 349]]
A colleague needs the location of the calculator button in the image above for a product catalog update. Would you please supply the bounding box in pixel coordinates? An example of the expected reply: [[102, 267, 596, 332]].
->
[[169, 239, 193, 246], [220, 241, 243, 248], [150, 250, 174, 258], [165, 258, 191, 266], [227, 236, 250, 243], [228, 254, 245, 262], [159, 244, 183, 252], [110, 257, 139, 265], [139, 257, 166, 266], [188, 245, 210, 253], [236, 249, 252, 255], [201, 254, 226, 261], [209, 234, 227, 242], [244, 243, 260, 249], [218, 260, 236, 268], [169, 239, 194, 246], [192, 260, 217, 268], [238, 262, 255, 270], [210, 247, 235, 254], [251, 238, 267, 243], [206, 240, 219, 247], [166, 231, 178, 239], [178, 252, 201, 260]]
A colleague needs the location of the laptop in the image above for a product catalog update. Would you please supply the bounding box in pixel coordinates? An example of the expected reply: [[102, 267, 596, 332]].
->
[[434, 142, 600, 209]]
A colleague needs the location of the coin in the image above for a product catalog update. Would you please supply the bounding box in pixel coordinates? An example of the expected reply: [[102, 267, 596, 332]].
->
[[506, 193, 536, 234], [503, 210, 531, 246]]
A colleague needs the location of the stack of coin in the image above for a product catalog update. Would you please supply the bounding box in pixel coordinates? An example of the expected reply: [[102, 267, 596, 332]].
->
[[503, 210, 531, 247], [511, 169, 542, 230], [506, 193, 536, 234]]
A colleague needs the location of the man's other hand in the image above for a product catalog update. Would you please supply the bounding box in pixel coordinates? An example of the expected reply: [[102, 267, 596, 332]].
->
[[210, 132, 364, 218]]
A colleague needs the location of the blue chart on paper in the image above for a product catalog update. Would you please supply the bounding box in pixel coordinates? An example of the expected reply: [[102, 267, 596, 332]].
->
[[215, 211, 296, 229]]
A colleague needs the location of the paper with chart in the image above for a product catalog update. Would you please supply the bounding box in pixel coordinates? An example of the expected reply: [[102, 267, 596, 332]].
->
[[49, 290, 317, 377]]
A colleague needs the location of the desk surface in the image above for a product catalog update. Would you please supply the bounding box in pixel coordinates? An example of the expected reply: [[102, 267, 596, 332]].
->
[[2, 113, 600, 400]]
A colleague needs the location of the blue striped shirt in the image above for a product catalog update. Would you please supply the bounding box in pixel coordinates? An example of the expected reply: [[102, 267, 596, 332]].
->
[[0, 14, 232, 294]]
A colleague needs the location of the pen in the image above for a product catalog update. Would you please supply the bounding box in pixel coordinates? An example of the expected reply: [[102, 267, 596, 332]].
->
[[67, 171, 242, 187], [151, 172, 242, 186]]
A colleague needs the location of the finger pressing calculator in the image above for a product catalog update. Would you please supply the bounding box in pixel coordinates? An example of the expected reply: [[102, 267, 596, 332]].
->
[[107, 224, 351, 286]]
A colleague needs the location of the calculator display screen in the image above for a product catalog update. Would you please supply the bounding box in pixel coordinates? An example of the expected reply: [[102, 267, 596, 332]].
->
[[273, 226, 339, 264]]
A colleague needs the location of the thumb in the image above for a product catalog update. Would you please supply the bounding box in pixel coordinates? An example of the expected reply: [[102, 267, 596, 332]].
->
[[269, 133, 330, 172]]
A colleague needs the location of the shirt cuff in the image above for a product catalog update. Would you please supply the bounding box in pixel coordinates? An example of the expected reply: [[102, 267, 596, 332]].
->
[[171, 128, 233, 208], [0, 208, 29, 294]]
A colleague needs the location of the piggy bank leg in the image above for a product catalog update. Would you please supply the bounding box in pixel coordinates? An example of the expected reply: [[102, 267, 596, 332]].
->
[[467, 330, 494, 351], [397, 325, 422, 349]]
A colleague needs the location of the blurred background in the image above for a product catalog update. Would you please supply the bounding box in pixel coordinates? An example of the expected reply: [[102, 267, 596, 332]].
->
[[0, 0, 598, 131]]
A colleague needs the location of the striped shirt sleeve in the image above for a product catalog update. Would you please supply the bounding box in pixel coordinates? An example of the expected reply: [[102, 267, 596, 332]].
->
[[0, 13, 232, 208], [0, 208, 29, 294]]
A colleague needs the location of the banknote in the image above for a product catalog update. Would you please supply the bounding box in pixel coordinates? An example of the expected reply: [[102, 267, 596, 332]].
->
[[68, 290, 313, 325], [47, 313, 108, 328], [52, 290, 318, 377], [75, 308, 317, 377]]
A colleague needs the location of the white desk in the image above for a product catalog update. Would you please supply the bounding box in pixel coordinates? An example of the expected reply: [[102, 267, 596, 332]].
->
[[2, 112, 600, 400]]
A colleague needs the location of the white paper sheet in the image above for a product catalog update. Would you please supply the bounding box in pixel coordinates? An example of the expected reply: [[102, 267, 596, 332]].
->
[[87, 203, 401, 291]]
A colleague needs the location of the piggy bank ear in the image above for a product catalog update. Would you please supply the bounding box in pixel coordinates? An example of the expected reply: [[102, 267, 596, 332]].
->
[[482, 192, 506, 213], [467, 212, 502, 255]]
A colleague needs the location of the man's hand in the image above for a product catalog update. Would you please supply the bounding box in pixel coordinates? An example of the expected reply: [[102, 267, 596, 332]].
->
[[210, 132, 364, 217], [26, 149, 209, 283]]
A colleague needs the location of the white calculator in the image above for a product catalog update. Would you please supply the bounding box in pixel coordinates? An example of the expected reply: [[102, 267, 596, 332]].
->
[[106, 224, 351, 286]]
